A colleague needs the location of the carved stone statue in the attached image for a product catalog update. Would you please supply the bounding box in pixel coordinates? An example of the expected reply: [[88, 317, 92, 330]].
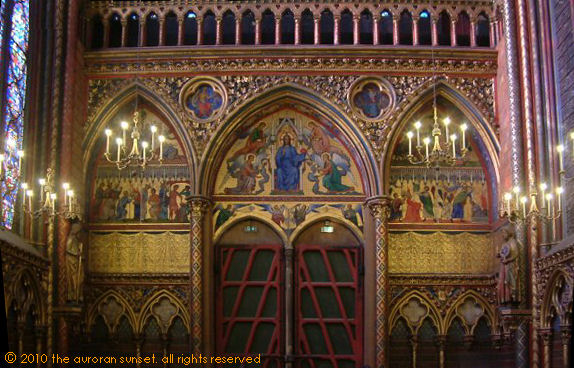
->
[[496, 226, 520, 305], [66, 221, 84, 303]]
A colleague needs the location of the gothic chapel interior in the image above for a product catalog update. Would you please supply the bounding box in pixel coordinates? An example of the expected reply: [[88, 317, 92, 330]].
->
[[1, 0, 574, 367]]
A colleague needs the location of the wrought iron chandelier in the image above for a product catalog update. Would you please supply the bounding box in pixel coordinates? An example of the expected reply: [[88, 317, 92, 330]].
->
[[405, 48, 469, 167], [103, 110, 165, 170], [102, 48, 165, 170]]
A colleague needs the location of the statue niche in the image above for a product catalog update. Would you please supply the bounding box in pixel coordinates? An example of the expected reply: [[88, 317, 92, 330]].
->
[[66, 220, 85, 303]]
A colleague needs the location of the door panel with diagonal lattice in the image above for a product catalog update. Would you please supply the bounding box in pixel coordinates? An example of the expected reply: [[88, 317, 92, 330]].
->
[[217, 245, 283, 368], [295, 245, 362, 368]]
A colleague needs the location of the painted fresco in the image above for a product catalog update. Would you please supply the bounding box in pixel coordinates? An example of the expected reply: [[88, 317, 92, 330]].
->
[[90, 108, 191, 223], [213, 202, 364, 236], [215, 109, 364, 196], [352, 82, 391, 119], [184, 83, 223, 120], [389, 103, 490, 224]]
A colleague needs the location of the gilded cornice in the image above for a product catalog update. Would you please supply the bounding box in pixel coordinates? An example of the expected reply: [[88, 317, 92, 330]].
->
[[84, 49, 497, 76]]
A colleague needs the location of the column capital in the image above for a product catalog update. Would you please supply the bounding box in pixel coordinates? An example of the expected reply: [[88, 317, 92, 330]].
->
[[561, 327, 572, 342], [187, 196, 211, 218], [539, 328, 553, 345], [365, 196, 391, 219]]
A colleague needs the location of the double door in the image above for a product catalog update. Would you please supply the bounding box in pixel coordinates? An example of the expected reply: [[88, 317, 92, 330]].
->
[[216, 243, 362, 368]]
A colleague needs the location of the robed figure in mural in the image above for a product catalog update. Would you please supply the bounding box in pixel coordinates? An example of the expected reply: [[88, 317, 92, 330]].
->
[[496, 226, 520, 305], [275, 134, 306, 192]]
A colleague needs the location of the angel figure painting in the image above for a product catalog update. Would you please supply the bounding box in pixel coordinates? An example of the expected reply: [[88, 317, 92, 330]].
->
[[215, 111, 363, 196]]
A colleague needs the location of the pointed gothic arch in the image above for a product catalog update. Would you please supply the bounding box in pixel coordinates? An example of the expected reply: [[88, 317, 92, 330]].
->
[[200, 84, 380, 197], [82, 83, 197, 188], [383, 81, 499, 203]]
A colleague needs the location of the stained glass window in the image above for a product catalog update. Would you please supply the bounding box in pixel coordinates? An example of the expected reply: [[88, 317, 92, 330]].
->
[[0, 0, 30, 228]]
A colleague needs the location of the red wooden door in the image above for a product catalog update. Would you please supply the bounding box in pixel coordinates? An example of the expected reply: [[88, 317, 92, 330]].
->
[[217, 244, 283, 368], [295, 245, 363, 368]]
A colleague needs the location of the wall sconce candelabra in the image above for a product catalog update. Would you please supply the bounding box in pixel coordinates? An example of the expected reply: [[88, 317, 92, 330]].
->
[[20, 168, 80, 220], [499, 144, 566, 239], [103, 110, 165, 170]]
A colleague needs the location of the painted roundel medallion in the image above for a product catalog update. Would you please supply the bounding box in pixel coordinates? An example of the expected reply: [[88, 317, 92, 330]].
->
[[348, 78, 395, 121], [180, 77, 227, 123]]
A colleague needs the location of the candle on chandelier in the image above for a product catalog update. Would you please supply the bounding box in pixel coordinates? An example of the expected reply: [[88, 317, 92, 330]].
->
[[503, 192, 512, 214], [414, 121, 422, 146], [67, 190, 74, 213], [105, 129, 112, 154], [546, 193, 553, 217], [116, 138, 123, 162], [423, 137, 430, 160], [450, 134, 457, 157], [26, 190, 33, 212], [121, 121, 129, 147], [63, 182, 70, 205], [540, 182, 548, 208], [406, 131, 414, 156], [158, 135, 165, 160], [39, 178, 46, 202], [50, 193, 56, 212], [142, 141, 149, 161], [520, 196, 528, 218], [556, 187, 564, 212], [557, 145, 565, 172], [444, 117, 451, 143], [150, 125, 157, 151], [460, 123, 468, 149], [512, 186, 520, 208]]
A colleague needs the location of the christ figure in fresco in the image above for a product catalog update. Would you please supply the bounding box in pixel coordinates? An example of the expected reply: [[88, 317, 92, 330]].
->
[[275, 134, 306, 192]]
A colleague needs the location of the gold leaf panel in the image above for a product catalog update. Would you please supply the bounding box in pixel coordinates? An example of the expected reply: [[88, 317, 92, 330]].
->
[[89, 232, 189, 274], [389, 232, 495, 274]]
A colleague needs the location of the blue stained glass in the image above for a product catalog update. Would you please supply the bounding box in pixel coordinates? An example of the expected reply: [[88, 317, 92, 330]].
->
[[1, 0, 29, 228], [0, 0, 5, 67]]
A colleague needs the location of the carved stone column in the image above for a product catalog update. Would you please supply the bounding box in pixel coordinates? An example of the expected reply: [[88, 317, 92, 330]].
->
[[235, 18, 241, 44], [392, 15, 399, 45], [313, 16, 320, 44], [294, 17, 300, 45], [353, 15, 359, 45], [120, 19, 127, 47], [410, 335, 418, 368], [215, 16, 222, 45], [159, 17, 165, 46], [561, 328, 571, 368], [333, 15, 340, 45], [500, 309, 531, 368], [275, 16, 281, 44], [255, 17, 261, 45], [373, 15, 380, 45], [412, 16, 419, 46], [138, 22, 145, 47], [366, 196, 391, 368], [539, 329, 551, 368], [189, 197, 210, 353], [177, 16, 184, 45], [436, 335, 447, 368], [470, 18, 476, 47], [490, 21, 496, 47], [450, 19, 457, 46], [197, 18, 203, 45], [431, 18, 438, 46]]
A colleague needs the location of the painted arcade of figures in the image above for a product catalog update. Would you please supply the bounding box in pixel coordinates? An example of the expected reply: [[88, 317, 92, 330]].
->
[[388, 169, 489, 223], [216, 110, 363, 196], [91, 109, 192, 223]]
